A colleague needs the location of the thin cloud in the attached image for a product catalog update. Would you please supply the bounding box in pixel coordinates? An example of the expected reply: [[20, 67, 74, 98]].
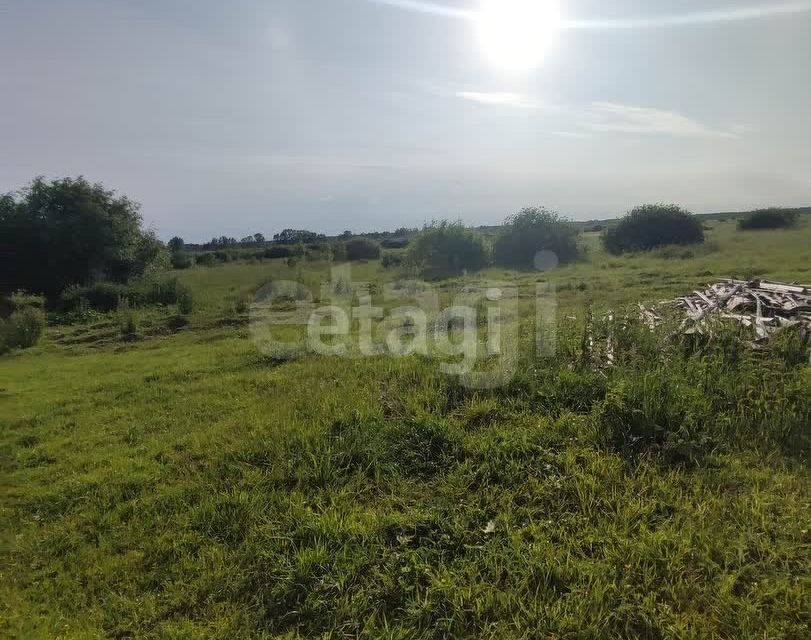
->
[[564, 2, 811, 29], [588, 102, 739, 138], [365, 0, 811, 28], [452, 93, 746, 139], [365, 0, 475, 20], [456, 91, 541, 108]]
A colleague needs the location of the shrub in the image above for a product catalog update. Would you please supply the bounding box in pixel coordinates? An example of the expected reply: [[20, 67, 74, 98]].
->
[[602, 204, 704, 254], [264, 246, 293, 259], [2, 307, 46, 350], [170, 252, 194, 269], [330, 242, 348, 262], [61, 282, 125, 312], [493, 207, 579, 268], [381, 238, 410, 249], [130, 277, 185, 306], [214, 250, 234, 263], [177, 287, 194, 315], [120, 315, 139, 341], [0, 291, 45, 318], [345, 238, 381, 261], [408, 221, 488, 275], [738, 208, 800, 230], [166, 315, 189, 332], [382, 252, 403, 269], [195, 252, 216, 266]]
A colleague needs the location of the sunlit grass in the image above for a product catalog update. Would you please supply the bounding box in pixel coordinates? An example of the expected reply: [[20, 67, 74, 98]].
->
[[1, 220, 809, 638]]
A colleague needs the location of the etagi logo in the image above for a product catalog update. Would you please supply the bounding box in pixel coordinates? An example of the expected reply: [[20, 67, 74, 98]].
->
[[250, 255, 557, 389]]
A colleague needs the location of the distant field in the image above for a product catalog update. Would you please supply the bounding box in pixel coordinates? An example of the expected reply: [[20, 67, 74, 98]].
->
[[2, 221, 810, 638]]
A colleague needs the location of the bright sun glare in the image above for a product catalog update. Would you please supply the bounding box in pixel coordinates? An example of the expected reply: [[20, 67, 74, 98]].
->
[[477, 0, 562, 73]]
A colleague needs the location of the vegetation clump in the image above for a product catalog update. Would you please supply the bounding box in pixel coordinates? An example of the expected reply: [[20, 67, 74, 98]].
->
[[408, 221, 488, 275], [345, 237, 382, 261], [263, 245, 294, 259], [493, 207, 579, 268], [0, 306, 46, 352], [170, 251, 194, 270], [602, 204, 704, 254], [382, 252, 403, 269], [738, 207, 800, 230], [0, 177, 165, 297]]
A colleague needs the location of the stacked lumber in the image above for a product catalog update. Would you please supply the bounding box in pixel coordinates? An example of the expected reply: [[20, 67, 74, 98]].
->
[[671, 279, 811, 341]]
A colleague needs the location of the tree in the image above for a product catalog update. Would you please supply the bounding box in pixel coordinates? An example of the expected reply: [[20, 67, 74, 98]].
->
[[407, 221, 488, 275], [0, 176, 165, 297], [493, 207, 579, 268], [602, 204, 704, 255], [168, 236, 185, 253], [253, 233, 266, 244]]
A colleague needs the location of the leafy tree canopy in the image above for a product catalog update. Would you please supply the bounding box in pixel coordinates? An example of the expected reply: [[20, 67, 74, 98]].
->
[[0, 177, 164, 297], [168, 236, 185, 253]]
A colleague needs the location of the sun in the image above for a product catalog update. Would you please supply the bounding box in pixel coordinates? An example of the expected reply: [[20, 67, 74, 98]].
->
[[476, 0, 562, 73]]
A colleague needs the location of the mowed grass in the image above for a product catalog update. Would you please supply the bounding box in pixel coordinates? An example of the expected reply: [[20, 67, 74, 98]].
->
[[1, 221, 810, 639]]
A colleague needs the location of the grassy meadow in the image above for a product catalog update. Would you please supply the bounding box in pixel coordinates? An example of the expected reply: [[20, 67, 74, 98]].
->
[[1, 220, 810, 638]]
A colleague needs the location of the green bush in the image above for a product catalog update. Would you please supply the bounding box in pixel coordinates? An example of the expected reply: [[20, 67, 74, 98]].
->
[[602, 204, 704, 254], [214, 250, 234, 263], [382, 252, 403, 269], [2, 307, 46, 351], [61, 282, 125, 312], [330, 242, 348, 262], [119, 315, 139, 342], [166, 315, 189, 332], [59, 278, 191, 312], [738, 208, 800, 230], [195, 252, 216, 266], [0, 291, 46, 318], [177, 287, 194, 315], [345, 238, 381, 261], [408, 221, 488, 275], [493, 207, 579, 268], [170, 252, 194, 269], [143, 278, 183, 306], [264, 246, 294, 259], [381, 238, 410, 249]]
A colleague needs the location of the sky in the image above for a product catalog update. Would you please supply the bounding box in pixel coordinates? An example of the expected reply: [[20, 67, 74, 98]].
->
[[1, 0, 810, 241]]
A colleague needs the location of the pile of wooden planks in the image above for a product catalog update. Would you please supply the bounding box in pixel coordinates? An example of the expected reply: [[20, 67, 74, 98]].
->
[[669, 279, 811, 341]]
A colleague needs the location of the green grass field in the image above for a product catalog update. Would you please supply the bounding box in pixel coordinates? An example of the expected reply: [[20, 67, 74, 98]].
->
[[2, 221, 810, 639]]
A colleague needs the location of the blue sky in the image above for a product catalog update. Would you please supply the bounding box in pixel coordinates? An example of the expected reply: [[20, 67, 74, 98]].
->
[[2, 0, 810, 240]]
